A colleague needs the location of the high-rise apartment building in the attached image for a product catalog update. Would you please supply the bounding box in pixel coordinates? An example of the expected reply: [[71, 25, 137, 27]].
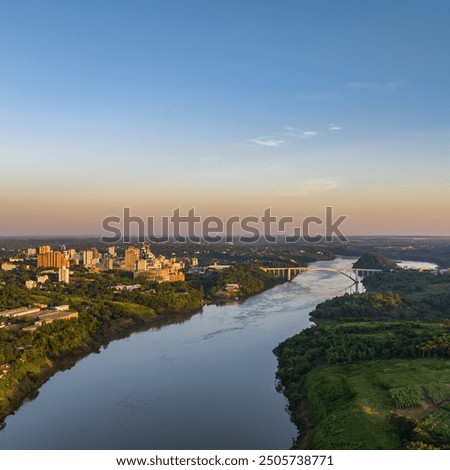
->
[[108, 246, 116, 257], [124, 247, 140, 271], [27, 248, 37, 257], [82, 250, 94, 267], [37, 251, 70, 268], [58, 267, 70, 284]]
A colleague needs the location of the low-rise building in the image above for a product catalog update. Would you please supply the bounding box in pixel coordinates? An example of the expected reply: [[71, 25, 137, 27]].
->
[[1, 262, 17, 271], [224, 283, 240, 292], [36, 310, 79, 323], [110, 284, 141, 292], [25, 280, 37, 290], [0, 307, 41, 318], [22, 309, 79, 332], [37, 275, 49, 284], [54, 305, 70, 311], [134, 269, 185, 282]]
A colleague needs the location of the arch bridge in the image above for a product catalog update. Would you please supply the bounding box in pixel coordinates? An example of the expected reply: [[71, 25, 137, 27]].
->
[[261, 266, 383, 282]]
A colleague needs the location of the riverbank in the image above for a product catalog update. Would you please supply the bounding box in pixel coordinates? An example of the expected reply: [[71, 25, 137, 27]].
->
[[274, 270, 450, 449], [0, 305, 202, 428], [1, 261, 289, 431], [0, 265, 285, 429], [0, 258, 362, 449]]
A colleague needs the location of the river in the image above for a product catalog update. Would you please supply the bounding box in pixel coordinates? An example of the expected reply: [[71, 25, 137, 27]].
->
[[0, 258, 380, 449]]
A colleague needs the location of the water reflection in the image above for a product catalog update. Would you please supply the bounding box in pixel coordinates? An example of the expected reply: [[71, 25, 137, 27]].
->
[[0, 258, 360, 450]]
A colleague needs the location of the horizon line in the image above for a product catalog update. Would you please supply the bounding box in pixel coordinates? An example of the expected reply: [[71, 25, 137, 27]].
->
[[0, 234, 449, 240]]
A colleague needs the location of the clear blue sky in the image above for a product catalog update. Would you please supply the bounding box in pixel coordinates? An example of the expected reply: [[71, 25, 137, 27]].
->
[[1, 1, 449, 235]]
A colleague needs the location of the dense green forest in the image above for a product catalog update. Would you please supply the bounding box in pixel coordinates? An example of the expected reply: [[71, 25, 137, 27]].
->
[[187, 263, 283, 300], [274, 271, 450, 449]]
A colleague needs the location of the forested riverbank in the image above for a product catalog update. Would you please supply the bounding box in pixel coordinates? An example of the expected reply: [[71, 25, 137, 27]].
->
[[274, 270, 450, 449], [0, 263, 281, 427]]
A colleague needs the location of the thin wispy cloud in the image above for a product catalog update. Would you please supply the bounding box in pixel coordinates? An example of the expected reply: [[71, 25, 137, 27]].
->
[[249, 138, 284, 147], [280, 178, 340, 197], [283, 128, 318, 138], [302, 131, 318, 137], [346, 80, 404, 90], [249, 125, 333, 149]]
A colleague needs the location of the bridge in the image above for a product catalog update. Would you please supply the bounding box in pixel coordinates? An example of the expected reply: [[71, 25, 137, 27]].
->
[[261, 266, 383, 282]]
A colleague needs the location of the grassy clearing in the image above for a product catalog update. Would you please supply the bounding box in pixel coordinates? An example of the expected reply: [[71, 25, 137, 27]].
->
[[111, 301, 155, 316], [304, 358, 450, 449]]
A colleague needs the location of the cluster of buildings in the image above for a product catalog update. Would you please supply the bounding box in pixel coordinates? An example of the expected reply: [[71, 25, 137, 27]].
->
[[124, 244, 186, 282], [0, 305, 79, 332], [1, 243, 194, 286]]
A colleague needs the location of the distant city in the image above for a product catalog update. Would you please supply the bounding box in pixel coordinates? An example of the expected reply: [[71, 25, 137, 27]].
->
[[2, 242, 189, 288], [0, 242, 192, 334]]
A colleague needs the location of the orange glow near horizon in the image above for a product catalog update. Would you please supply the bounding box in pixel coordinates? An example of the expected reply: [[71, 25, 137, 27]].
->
[[1, 181, 449, 236]]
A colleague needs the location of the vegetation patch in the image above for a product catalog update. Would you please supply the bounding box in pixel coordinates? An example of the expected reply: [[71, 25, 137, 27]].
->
[[274, 270, 450, 449], [423, 382, 450, 405], [390, 385, 423, 409]]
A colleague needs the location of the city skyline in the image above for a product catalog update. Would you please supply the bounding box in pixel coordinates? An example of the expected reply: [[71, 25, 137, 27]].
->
[[1, 1, 450, 236]]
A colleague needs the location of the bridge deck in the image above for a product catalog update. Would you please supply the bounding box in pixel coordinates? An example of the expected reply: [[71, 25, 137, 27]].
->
[[261, 266, 383, 282], [261, 266, 383, 273]]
